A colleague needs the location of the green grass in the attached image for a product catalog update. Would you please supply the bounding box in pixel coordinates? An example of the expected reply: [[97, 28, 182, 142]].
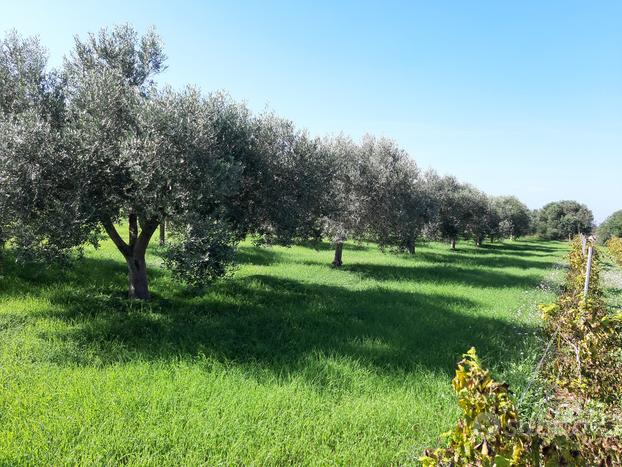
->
[[0, 236, 567, 465]]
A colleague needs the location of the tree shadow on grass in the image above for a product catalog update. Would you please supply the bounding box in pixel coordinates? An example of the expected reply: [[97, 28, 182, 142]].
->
[[234, 245, 283, 266], [29, 268, 539, 388], [0, 253, 167, 301], [291, 240, 370, 252], [482, 241, 567, 254], [410, 251, 558, 271], [344, 263, 545, 289]]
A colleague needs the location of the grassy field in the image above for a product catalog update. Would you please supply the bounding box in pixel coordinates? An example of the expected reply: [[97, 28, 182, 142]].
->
[[0, 236, 567, 465]]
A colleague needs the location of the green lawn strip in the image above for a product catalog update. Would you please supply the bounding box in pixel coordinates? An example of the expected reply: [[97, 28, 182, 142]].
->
[[0, 238, 567, 464]]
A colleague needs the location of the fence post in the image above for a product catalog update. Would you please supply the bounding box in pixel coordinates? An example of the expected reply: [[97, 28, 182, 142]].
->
[[583, 245, 594, 304]]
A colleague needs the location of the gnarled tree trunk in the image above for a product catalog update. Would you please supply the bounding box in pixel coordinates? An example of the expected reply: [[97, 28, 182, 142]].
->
[[126, 254, 149, 299], [102, 214, 159, 300], [332, 242, 344, 267], [159, 221, 165, 246]]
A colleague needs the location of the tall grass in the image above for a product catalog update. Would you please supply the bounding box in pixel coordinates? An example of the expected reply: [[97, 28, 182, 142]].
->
[[0, 237, 567, 464]]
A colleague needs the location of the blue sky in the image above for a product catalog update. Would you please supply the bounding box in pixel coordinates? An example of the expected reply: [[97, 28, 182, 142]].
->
[[2, 1, 621, 222]]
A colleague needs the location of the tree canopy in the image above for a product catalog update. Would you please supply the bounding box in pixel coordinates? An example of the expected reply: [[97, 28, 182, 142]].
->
[[0, 25, 597, 299], [597, 210, 622, 243], [533, 200, 594, 240], [491, 196, 532, 240]]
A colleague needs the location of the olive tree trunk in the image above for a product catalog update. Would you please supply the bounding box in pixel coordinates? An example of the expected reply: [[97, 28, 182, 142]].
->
[[332, 242, 344, 267], [159, 221, 165, 246], [103, 214, 159, 300], [450, 238, 456, 250], [126, 254, 149, 299]]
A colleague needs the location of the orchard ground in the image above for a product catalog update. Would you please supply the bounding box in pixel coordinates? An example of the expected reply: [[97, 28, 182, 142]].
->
[[0, 235, 567, 464]]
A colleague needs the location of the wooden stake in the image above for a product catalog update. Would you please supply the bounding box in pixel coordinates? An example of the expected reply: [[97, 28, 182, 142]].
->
[[583, 245, 594, 304]]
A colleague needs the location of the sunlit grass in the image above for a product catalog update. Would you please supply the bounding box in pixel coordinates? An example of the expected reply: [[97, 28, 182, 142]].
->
[[0, 236, 567, 465]]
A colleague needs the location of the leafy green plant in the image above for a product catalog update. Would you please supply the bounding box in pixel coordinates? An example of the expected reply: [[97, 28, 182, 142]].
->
[[607, 236, 622, 266], [423, 237, 622, 466], [420, 348, 528, 466], [542, 237, 620, 401]]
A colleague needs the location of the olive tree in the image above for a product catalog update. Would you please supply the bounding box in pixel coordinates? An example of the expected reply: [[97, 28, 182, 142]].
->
[[1, 26, 341, 298], [123, 87, 255, 292], [246, 114, 334, 245], [1, 26, 258, 299], [361, 136, 434, 254], [425, 174, 496, 249], [320, 134, 433, 266], [320, 135, 368, 267], [492, 196, 531, 240], [426, 174, 469, 250], [461, 187, 493, 247], [0, 31, 63, 254]]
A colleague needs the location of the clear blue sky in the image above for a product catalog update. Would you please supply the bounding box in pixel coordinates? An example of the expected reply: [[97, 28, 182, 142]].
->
[[3, 1, 621, 222]]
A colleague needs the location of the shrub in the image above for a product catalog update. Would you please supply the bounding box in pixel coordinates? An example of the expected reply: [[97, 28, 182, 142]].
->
[[607, 236, 622, 266], [420, 348, 528, 466], [423, 237, 622, 465]]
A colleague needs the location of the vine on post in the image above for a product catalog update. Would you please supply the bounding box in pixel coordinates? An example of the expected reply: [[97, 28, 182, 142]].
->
[[422, 236, 622, 465]]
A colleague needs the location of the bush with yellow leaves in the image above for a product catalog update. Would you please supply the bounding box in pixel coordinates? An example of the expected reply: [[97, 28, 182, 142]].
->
[[540, 236, 621, 401], [607, 236, 622, 266], [420, 348, 528, 466], [422, 237, 622, 466]]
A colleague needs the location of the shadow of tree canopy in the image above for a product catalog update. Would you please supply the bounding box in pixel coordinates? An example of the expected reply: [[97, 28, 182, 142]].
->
[[343, 263, 545, 288], [234, 246, 283, 266], [0, 238, 560, 390], [481, 241, 566, 254], [409, 251, 558, 271], [282, 239, 371, 253], [0, 254, 166, 300], [27, 267, 537, 384]]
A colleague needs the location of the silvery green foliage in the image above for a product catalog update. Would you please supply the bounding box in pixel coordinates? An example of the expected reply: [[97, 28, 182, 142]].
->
[[64, 24, 166, 92], [0, 111, 101, 261], [248, 114, 334, 245], [492, 196, 532, 239], [126, 86, 252, 285], [359, 135, 434, 253], [0, 32, 43, 247], [0, 31, 49, 115], [0, 26, 257, 296], [425, 173, 492, 245], [60, 25, 167, 227], [161, 216, 238, 286], [0, 32, 72, 257], [320, 135, 368, 245], [498, 219, 514, 239], [461, 185, 492, 245], [425, 173, 466, 243]]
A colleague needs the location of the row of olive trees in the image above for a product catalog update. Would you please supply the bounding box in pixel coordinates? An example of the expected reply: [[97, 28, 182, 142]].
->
[[0, 26, 532, 299]]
